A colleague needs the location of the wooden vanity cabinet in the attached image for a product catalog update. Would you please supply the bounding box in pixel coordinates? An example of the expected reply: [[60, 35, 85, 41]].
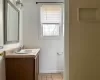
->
[[35, 55, 39, 80], [5, 54, 39, 80]]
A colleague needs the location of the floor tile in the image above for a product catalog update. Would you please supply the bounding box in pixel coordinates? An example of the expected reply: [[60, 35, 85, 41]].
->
[[39, 73, 63, 80]]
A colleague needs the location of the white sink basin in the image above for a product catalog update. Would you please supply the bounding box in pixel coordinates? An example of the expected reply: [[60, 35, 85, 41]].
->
[[16, 49, 34, 54]]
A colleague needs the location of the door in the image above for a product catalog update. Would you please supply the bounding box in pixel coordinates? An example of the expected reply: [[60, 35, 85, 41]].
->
[[65, 0, 100, 80]]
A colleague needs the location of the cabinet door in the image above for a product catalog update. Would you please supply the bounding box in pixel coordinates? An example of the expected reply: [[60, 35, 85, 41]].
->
[[6, 58, 34, 80]]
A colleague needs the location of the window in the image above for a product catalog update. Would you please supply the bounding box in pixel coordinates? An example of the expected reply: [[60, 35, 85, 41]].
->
[[40, 5, 62, 37]]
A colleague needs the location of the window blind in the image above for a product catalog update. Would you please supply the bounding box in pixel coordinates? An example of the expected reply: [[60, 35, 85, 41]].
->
[[41, 5, 62, 23], [40, 5, 62, 36]]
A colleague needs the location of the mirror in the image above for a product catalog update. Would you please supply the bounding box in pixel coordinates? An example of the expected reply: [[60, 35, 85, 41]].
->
[[4, 0, 19, 44]]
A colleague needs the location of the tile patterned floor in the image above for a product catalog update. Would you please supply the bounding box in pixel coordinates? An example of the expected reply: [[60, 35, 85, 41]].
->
[[39, 73, 63, 80]]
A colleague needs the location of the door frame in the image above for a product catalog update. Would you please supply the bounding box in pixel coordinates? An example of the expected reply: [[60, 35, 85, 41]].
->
[[64, 0, 69, 80]]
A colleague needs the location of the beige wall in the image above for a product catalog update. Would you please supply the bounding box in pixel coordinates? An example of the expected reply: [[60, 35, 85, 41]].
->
[[65, 0, 100, 80]]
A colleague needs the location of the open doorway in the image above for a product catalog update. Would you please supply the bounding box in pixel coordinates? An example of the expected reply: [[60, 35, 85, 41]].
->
[[23, 1, 64, 80], [38, 3, 64, 80]]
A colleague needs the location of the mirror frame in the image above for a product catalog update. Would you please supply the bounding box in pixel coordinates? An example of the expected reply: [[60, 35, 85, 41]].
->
[[4, 0, 20, 44]]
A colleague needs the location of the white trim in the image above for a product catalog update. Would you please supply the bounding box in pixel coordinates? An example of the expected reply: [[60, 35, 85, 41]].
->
[[38, 4, 64, 40], [64, 0, 69, 80], [40, 70, 64, 73]]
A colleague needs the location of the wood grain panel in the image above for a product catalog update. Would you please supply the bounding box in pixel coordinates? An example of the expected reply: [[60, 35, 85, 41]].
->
[[6, 54, 39, 80], [68, 0, 100, 80]]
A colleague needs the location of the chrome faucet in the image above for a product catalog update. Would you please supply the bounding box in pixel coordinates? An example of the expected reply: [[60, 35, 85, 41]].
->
[[14, 46, 23, 53]]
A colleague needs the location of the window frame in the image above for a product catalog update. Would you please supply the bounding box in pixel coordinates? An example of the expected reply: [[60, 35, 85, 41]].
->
[[39, 3, 64, 40], [41, 23, 61, 37]]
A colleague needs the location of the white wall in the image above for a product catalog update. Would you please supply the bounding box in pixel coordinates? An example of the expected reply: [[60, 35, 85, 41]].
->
[[23, 0, 64, 73], [0, 0, 4, 47]]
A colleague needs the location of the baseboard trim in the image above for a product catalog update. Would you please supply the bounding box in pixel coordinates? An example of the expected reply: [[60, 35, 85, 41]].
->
[[40, 70, 64, 73]]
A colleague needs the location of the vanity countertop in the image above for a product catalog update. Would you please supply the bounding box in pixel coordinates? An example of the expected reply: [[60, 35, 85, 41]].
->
[[5, 49, 40, 58]]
